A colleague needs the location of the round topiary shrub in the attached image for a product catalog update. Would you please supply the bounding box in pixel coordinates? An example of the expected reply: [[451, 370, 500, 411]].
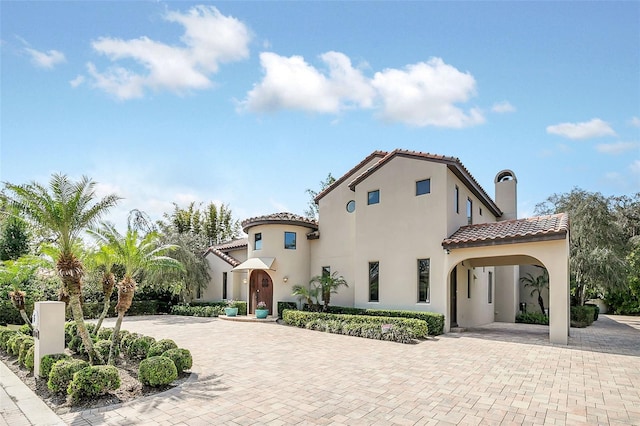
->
[[93, 340, 118, 364], [147, 339, 178, 358], [138, 356, 178, 387], [48, 359, 90, 393], [127, 336, 156, 360], [40, 353, 71, 379], [68, 335, 83, 353], [18, 337, 34, 366], [161, 348, 192, 374], [67, 365, 121, 403], [119, 332, 140, 352], [24, 346, 35, 371]]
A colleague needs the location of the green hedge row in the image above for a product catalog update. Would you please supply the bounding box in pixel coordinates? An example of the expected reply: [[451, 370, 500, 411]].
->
[[170, 301, 248, 317], [277, 301, 297, 318], [313, 306, 444, 336], [515, 312, 549, 325], [282, 310, 428, 343]]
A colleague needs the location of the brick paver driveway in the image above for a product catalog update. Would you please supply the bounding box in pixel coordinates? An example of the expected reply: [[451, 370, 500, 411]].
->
[[60, 315, 640, 425]]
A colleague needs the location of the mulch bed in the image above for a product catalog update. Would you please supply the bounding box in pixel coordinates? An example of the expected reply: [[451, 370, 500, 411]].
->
[[0, 350, 189, 415]]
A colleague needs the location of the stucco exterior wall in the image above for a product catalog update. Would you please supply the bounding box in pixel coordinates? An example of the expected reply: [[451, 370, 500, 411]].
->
[[202, 247, 247, 302], [245, 223, 313, 312]]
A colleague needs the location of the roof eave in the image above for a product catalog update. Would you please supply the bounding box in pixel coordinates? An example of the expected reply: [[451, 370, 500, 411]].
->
[[442, 230, 568, 250]]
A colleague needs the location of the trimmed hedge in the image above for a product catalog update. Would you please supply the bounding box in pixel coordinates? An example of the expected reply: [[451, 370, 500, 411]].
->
[[40, 353, 71, 379], [138, 356, 178, 387], [170, 304, 224, 317], [162, 348, 192, 374], [516, 312, 549, 325], [314, 306, 445, 336], [148, 339, 178, 358], [228, 301, 247, 316], [584, 303, 600, 321], [94, 340, 117, 364], [571, 305, 597, 328], [68, 365, 120, 402], [48, 359, 90, 393], [277, 301, 297, 319], [283, 310, 428, 343]]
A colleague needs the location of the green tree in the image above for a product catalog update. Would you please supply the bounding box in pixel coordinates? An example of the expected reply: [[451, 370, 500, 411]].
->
[[535, 188, 626, 305], [304, 173, 336, 219], [88, 222, 184, 364], [160, 201, 240, 247], [3, 174, 120, 363], [291, 283, 320, 310], [0, 214, 30, 261], [519, 267, 549, 315], [310, 271, 348, 312], [0, 256, 44, 329]]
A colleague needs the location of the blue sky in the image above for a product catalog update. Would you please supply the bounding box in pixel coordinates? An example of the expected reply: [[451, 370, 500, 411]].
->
[[2, 1, 639, 232]]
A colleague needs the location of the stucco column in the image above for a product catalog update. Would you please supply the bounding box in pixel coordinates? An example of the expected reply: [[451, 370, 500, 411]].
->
[[547, 244, 570, 344]]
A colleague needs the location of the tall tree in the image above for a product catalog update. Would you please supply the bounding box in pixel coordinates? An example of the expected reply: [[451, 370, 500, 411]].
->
[[3, 174, 120, 363], [304, 173, 336, 219], [0, 214, 30, 261], [520, 267, 549, 315], [535, 188, 626, 305], [88, 222, 184, 364], [160, 201, 240, 247], [0, 256, 43, 329]]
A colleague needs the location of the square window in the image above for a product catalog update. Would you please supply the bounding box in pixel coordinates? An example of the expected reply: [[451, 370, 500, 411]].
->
[[284, 231, 297, 249], [368, 190, 380, 205], [369, 261, 379, 302], [418, 259, 430, 302], [254, 233, 262, 250], [416, 179, 431, 196]]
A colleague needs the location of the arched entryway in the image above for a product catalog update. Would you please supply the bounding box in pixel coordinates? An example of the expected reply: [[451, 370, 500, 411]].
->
[[249, 270, 273, 314]]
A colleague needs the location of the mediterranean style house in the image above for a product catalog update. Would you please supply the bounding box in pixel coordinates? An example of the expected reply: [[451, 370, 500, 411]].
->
[[201, 149, 571, 343]]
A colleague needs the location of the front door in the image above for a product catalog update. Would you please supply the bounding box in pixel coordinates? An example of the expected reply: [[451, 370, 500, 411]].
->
[[450, 266, 458, 327], [250, 270, 273, 314]]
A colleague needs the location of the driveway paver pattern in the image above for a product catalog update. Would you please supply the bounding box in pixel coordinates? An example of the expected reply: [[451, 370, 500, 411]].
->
[[50, 314, 640, 425]]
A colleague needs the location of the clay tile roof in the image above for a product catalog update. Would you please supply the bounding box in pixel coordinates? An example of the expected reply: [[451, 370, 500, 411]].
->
[[347, 149, 502, 217], [241, 212, 319, 233], [203, 247, 242, 267], [314, 151, 388, 203], [442, 213, 569, 249], [212, 238, 248, 251]]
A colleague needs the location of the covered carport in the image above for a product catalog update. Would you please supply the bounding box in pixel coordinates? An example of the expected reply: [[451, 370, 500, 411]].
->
[[442, 213, 570, 344]]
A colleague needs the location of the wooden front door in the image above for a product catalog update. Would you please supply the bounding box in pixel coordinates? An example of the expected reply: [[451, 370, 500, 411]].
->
[[250, 270, 273, 314]]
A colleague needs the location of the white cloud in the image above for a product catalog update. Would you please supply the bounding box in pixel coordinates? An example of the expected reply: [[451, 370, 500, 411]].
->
[[630, 116, 640, 127], [546, 118, 616, 140], [595, 141, 639, 155], [630, 160, 640, 175], [491, 101, 516, 113], [87, 6, 251, 100], [69, 75, 85, 88], [242, 51, 374, 113], [24, 47, 66, 69], [372, 58, 484, 128]]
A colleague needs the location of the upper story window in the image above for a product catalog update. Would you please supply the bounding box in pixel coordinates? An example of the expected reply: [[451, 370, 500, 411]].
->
[[346, 200, 356, 213], [467, 198, 473, 225], [416, 179, 431, 196], [254, 233, 262, 250], [455, 186, 460, 214], [284, 231, 297, 250], [479, 207, 483, 216], [368, 190, 380, 205]]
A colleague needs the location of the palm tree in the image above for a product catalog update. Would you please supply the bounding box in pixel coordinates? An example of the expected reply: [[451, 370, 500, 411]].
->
[[1, 256, 42, 330], [85, 245, 118, 336], [310, 271, 348, 312], [520, 268, 549, 315], [88, 222, 184, 365], [291, 283, 320, 310], [3, 174, 120, 363]]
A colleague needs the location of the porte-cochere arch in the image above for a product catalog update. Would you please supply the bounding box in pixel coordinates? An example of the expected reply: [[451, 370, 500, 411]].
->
[[442, 214, 570, 344]]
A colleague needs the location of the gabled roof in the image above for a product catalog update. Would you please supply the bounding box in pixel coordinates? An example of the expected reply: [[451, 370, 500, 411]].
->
[[442, 213, 569, 249], [314, 151, 388, 203], [241, 212, 318, 233], [347, 149, 502, 217], [204, 247, 242, 267], [212, 238, 248, 251]]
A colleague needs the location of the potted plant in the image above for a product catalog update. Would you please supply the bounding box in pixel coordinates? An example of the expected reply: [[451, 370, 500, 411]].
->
[[224, 300, 238, 317], [255, 301, 269, 319]]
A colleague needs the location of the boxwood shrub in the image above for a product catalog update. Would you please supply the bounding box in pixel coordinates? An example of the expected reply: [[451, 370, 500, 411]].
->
[[18, 337, 34, 366], [162, 348, 192, 374], [93, 340, 117, 364], [283, 310, 428, 343], [97, 327, 114, 340], [120, 332, 141, 353], [9, 334, 29, 356], [138, 356, 178, 387], [67, 365, 121, 402], [48, 359, 90, 393], [170, 304, 224, 317], [126, 335, 156, 360], [40, 353, 71, 379], [322, 306, 444, 336], [277, 301, 297, 319], [516, 312, 549, 325], [148, 339, 178, 358], [0, 329, 17, 352], [571, 305, 597, 328]]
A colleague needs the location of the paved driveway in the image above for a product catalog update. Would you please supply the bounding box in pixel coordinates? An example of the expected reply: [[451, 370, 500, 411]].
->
[[59, 315, 640, 425]]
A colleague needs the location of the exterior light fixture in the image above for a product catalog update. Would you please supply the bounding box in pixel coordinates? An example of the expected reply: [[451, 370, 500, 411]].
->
[[283, 276, 289, 283]]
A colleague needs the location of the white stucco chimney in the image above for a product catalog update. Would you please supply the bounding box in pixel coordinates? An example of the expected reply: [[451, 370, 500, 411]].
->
[[495, 170, 517, 221]]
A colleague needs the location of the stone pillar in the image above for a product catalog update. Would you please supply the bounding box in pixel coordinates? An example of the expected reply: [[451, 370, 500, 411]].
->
[[33, 301, 65, 377]]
